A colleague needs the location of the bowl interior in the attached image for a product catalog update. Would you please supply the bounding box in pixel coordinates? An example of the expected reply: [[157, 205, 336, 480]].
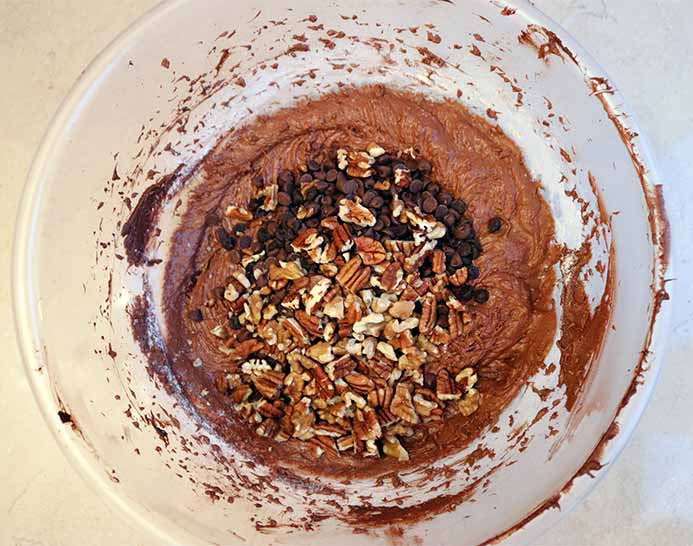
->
[[14, 0, 668, 544]]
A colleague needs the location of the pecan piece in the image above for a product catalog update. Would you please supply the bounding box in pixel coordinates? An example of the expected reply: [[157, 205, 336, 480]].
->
[[336, 255, 370, 293], [253, 370, 285, 400], [354, 237, 387, 265], [390, 383, 419, 424], [344, 372, 376, 395], [449, 268, 469, 286], [353, 407, 382, 441], [338, 198, 376, 227], [291, 228, 323, 252], [379, 262, 403, 292], [310, 364, 335, 398], [326, 355, 357, 380], [432, 249, 446, 274], [295, 309, 324, 337], [383, 435, 410, 461], [418, 294, 437, 335], [436, 369, 461, 400]]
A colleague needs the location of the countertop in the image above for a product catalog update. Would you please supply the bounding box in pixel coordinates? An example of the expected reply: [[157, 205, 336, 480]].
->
[[1, 1, 691, 544]]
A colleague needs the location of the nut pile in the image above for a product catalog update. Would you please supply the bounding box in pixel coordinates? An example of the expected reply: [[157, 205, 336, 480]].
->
[[190, 145, 498, 461]]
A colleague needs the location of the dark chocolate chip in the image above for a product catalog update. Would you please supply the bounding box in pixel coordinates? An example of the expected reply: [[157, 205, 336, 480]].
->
[[467, 264, 480, 280], [228, 315, 241, 329], [239, 235, 252, 249], [474, 288, 489, 304], [278, 170, 294, 184], [417, 159, 432, 174], [277, 192, 292, 206], [427, 183, 440, 195], [204, 212, 221, 226], [376, 165, 392, 178], [422, 196, 438, 214], [215, 227, 236, 250], [488, 216, 502, 233], [438, 192, 452, 206], [409, 179, 424, 193], [307, 159, 321, 171], [326, 169, 338, 182], [449, 252, 464, 269], [451, 199, 467, 214], [299, 173, 313, 184], [232, 222, 247, 234], [253, 175, 265, 188], [443, 212, 457, 227], [434, 204, 448, 219], [213, 286, 226, 300], [188, 308, 203, 322], [228, 249, 242, 263]]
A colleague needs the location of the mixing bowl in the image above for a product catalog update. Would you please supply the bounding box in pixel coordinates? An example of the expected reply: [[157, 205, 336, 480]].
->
[[12, 0, 670, 544]]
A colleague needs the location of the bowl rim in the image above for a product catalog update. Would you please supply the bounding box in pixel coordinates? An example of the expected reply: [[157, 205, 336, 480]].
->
[[11, 0, 672, 544]]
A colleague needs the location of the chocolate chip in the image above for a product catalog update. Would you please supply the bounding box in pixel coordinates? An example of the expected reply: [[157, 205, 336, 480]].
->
[[426, 183, 440, 195], [456, 284, 475, 301], [467, 264, 480, 280], [326, 169, 338, 182], [257, 227, 270, 242], [453, 222, 472, 240], [307, 159, 321, 171], [474, 288, 489, 303], [376, 165, 392, 178], [255, 274, 268, 288], [277, 192, 292, 206], [443, 212, 457, 227], [449, 252, 464, 269], [232, 222, 247, 234], [422, 196, 438, 214], [451, 199, 467, 214], [457, 242, 472, 256], [228, 249, 242, 263], [253, 175, 265, 188], [417, 159, 432, 174], [409, 179, 424, 193], [279, 170, 294, 184], [314, 170, 326, 181], [299, 173, 313, 184], [188, 308, 203, 322], [434, 204, 448, 219], [370, 195, 384, 208], [239, 235, 252, 249], [215, 227, 236, 250], [204, 212, 220, 226], [229, 315, 241, 329], [438, 192, 452, 206], [488, 216, 502, 233], [237, 329, 252, 342]]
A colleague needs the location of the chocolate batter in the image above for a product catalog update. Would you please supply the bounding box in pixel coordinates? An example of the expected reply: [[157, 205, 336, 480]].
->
[[127, 85, 593, 479]]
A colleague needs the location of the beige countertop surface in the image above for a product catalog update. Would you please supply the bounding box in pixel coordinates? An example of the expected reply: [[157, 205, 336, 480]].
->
[[1, 1, 691, 544]]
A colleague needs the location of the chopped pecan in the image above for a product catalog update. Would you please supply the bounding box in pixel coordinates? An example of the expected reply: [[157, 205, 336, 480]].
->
[[449, 268, 469, 286], [338, 198, 376, 227], [224, 204, 253, 221], [436, 369, 461, 400], [323, 295, 345, 319], [333, 224, 353, 252], [432, 249, 446, 274], [413, 393, 438, 417], [390, 383, 419, 424], [253, 370, 285, 400], [230, 384, 252, 403], [295, 309, 324, 337], [291, 397, 315, 440], [310, 363, 335, 398], [379, 262, 403, 291], [448, 308, 464, 338], [336, 434, 355, 452], [269, 260, 305, 281], [353, 407, 382, 441], [344, 372, 376, 395], [367, 355, 394, 380], [283, 317, 309, 346], [256, 418, 280, 438], [418, 294, 437, 335], [306, 341, 335, 363], [291, 228, 323, 252], [326, 355, 357, 380], [256, 399, 284, 418], [383, 435, 410, 461], [458, 389, 480, 416], [336, 255, 370, 293], [354, 237, 387, 265]]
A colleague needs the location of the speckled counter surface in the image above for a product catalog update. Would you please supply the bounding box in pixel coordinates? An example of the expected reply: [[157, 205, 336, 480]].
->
[[1, 1, 691, 544]]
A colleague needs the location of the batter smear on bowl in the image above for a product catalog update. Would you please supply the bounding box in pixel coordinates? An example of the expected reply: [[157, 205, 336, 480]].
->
[[129, 85, 569, 477]]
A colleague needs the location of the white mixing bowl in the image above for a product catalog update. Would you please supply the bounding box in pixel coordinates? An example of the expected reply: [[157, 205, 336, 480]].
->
[[13, 0, 670, 544]]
